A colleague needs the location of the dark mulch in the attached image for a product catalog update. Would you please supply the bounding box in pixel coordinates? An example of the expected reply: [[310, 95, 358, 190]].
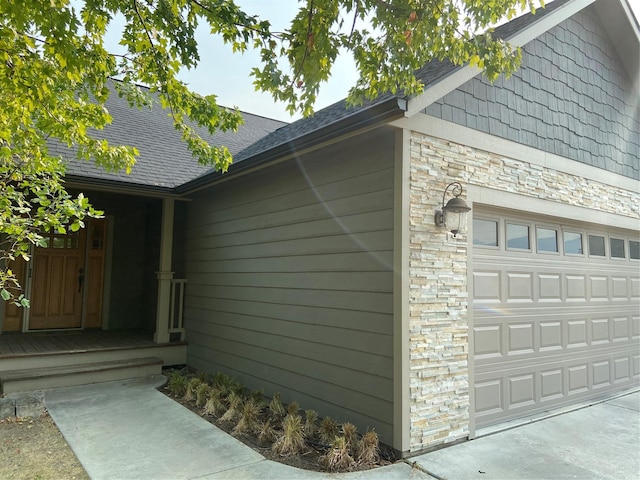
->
[[160, 370, 399, 473]]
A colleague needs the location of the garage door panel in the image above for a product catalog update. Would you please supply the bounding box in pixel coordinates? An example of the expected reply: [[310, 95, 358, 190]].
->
[[507, 273, 534, 303], [475, 310, 633, 364], [540, 322, 563, 351], [611, 276, 629, 299], [474, 347, 638, 426], [592, 360, 612, 387], [613, 317, 630, 341], [567, 364, 589, 393], [590, 318, 610, 344], [566, 274, 588, 301], [614, 358, 630, 382], [474, 379, 503, 414], [540, 369, 563, 400], [474, 325, 502, 357], [473, 211, 639, 428], [567, 320, 588, 347], [509, 374, 536, 408], [539, 274, 562, 302], [589, 276, 609, 300], [507, 323, 535, 354], [473, 271, 501, 302], [631, 277, 640, 298]]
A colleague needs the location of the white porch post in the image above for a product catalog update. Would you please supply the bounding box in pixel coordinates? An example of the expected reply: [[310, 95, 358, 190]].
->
[[154, 197, 174, 344]]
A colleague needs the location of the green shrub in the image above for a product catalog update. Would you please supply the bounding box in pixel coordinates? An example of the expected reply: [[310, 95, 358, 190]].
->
[[320, 436, 355, 472], [233, 397, 263, 436], [183, 378, 202, 402], [166, 371, 187, 397], [272, 413, 305, 457], [341, 422, 358, 457], [268, 392, 285, 423], [203, 387, 226, 416], [220, 391, 243, 423], [258, 419, 278, 444], [195, 383, 210, 408], [304, 409, 318, 439], [319, 416, 339, 444], [357, 430, 380, 466]]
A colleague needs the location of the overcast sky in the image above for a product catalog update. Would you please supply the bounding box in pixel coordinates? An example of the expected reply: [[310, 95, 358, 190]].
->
[[105, 0, 359, 122], [105, 0, 639, 123], [180, 1, 361, 122]]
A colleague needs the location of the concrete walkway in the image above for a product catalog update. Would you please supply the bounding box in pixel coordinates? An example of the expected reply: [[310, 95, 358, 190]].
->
[[44, 377, 639, 480], [44, 377, 432, 480]]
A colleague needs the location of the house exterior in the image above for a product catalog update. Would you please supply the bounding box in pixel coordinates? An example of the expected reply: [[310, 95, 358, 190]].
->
[[1, 0, 638, 456]]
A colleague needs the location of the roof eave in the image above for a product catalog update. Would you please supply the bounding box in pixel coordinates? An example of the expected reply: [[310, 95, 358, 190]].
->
[[177, 96, 407, 195], [65, 175, 181, 199]]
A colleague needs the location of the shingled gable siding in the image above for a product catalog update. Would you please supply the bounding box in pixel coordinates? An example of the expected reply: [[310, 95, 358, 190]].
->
[[183, 128, 396, 442], [424, 7, 640, 180], [408, 131, 638, 451]]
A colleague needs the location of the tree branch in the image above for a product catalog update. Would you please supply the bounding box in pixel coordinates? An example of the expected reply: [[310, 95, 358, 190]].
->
[[290, 0, 315, 88]]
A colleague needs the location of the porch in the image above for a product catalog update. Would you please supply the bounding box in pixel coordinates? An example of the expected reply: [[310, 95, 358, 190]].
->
[[0, 330, 186, 395]]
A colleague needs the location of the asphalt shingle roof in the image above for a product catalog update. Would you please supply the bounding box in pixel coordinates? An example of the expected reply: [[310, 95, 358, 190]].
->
[[60, 0, 571, 193], [55, 82, 286, 189]]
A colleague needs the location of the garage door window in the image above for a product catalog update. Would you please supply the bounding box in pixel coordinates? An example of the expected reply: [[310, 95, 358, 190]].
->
[[589, 235, 606, 257], [537, 227, 558, 253], [630, 241, 640, 260], [610, 238, 625, 259], [474, 219, 498, 247], [564, 231, 583, 255], [506, 223, 530, 250]]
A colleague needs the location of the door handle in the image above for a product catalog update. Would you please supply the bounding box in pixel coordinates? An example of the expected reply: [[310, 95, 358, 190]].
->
[[78, 267, 84, 292]]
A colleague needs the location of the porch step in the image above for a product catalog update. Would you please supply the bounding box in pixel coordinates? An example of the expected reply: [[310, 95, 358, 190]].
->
[[0, 356, 164, 395]]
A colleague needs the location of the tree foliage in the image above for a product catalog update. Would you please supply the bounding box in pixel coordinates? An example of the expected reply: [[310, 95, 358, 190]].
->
[[0, 0, 542, 302]]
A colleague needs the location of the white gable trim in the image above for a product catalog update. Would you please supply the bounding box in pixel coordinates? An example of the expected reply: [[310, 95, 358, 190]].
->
[[508, 0, 596, 46], [405, 0, 597, 117]]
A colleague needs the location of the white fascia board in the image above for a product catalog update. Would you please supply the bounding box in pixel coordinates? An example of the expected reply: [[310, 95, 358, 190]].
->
[[405, 67, 482, 118], [405, 0, 597, 118], [620, 0, 640, 41], [507, 0, 596, 47]]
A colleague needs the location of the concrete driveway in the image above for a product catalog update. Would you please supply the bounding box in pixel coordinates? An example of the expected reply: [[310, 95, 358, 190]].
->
[[410, 390, 640, 480]]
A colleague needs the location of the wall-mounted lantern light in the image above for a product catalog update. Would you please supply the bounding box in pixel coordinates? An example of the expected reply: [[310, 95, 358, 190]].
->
[[434, 182, 471, 237]]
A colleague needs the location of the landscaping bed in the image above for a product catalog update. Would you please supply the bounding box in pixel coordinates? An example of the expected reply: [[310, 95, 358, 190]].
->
[[162, 368, 398, 473]]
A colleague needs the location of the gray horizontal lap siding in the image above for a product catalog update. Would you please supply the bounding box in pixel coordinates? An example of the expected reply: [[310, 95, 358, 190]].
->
[[183, 129, 396, 442], [425, 7, 639, 180]]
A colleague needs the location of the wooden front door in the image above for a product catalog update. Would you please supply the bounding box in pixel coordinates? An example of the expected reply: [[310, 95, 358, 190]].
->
[[29, 228, 87, 330], [1, 219, 108, 332]]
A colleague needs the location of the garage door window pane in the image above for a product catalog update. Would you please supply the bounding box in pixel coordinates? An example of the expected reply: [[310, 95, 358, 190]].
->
[[507, 223, 530, 249], [589, 235, 606, 256], [630, 241, 640, 260], [610, 238, 625, 258], [474, 219, 498, 246], [564, 232, 583, 255], [537, 228, 558, 252]]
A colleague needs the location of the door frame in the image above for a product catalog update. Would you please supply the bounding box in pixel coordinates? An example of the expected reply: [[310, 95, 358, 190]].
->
[[0, 219, 108, 333]]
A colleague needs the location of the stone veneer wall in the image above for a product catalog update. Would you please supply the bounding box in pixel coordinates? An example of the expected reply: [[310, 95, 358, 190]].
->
[[408, 131, 639, 452]]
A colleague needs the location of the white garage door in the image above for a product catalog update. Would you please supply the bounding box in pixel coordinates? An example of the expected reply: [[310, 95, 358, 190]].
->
[[472, 208, 640, 429]]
